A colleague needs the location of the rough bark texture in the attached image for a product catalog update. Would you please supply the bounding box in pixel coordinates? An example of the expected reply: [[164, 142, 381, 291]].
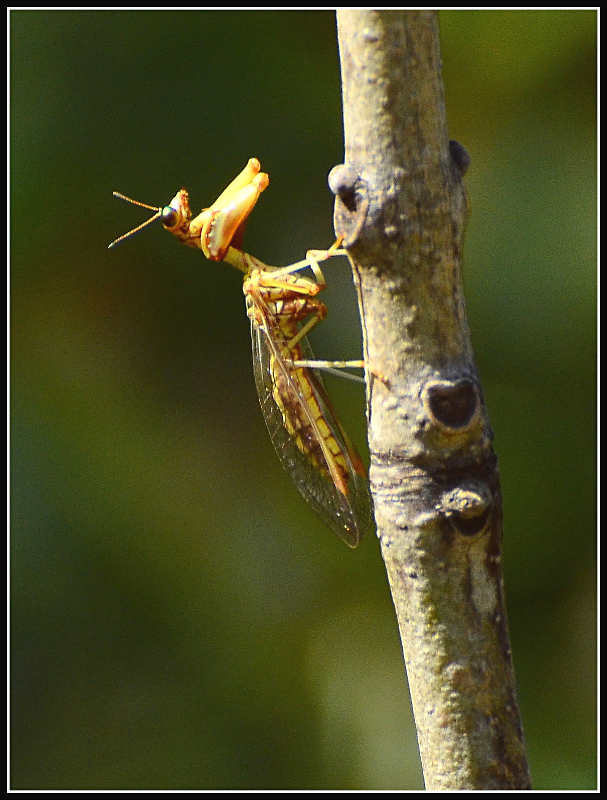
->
[[332, 10, 531, 789]]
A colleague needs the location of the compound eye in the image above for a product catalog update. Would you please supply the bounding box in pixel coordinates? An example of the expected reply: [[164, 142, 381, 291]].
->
[[161, 206, 179, 228]]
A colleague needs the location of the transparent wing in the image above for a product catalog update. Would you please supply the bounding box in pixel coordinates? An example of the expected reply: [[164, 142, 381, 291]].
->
[[251, 322, 374, 547]]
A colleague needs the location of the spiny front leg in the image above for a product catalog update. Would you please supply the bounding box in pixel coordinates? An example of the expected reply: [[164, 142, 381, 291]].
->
[[200, 166, 269, 261], [162, 159, 269, 262]]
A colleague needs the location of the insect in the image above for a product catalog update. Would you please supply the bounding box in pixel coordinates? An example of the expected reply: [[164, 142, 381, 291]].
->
[[109, 159, 373, 546]]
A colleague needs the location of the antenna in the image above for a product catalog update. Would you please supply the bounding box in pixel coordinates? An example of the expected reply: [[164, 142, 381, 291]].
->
[[108, 192, 163, 249]]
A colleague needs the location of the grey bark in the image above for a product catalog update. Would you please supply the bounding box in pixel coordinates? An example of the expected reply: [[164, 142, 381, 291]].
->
[[331, 10, 531, 789]]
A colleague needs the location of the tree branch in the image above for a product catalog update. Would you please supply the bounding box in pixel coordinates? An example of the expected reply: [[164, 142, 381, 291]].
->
[[332, 10, 531, 789]]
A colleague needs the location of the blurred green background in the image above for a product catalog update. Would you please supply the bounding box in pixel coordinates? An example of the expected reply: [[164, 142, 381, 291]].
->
[[10, 10, 596, 790]]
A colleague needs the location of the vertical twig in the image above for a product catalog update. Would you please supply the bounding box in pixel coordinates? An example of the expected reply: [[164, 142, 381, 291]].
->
[[331, 10, 531, 789]]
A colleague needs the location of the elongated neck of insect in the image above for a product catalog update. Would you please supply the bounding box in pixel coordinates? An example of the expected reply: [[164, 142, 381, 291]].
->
[[223, 247, 267, 275]]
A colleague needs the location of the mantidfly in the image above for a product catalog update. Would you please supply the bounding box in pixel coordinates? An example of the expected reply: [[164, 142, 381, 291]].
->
[[109, 158, 373, 546]]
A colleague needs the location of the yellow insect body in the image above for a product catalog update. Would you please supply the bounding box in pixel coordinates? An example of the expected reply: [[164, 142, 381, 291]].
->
[[110, 160, 373, 546]]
